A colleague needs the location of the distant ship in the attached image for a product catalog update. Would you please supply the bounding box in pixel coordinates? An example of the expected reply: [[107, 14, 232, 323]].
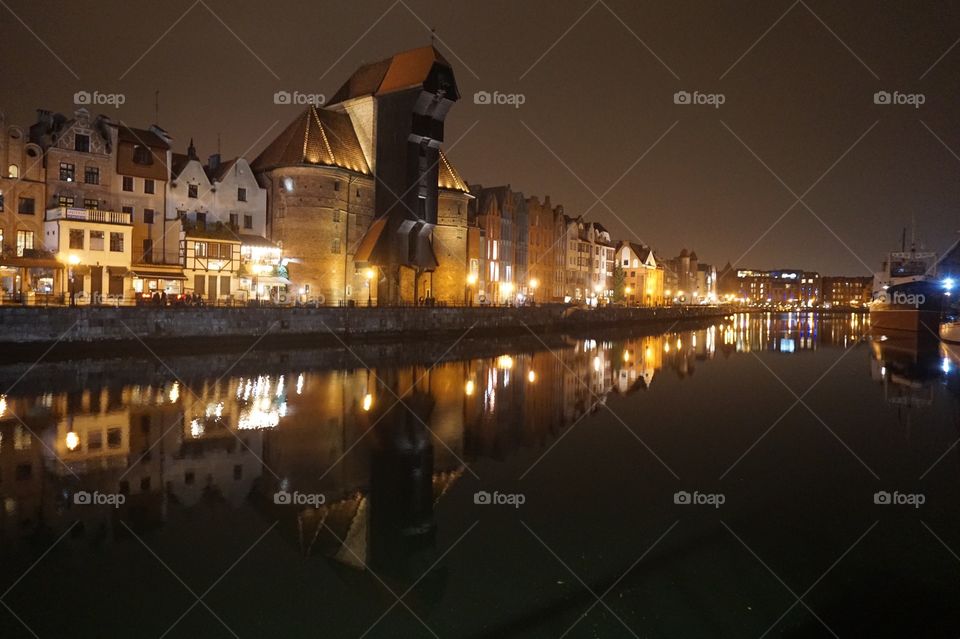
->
[[869, 229, 943, 333]]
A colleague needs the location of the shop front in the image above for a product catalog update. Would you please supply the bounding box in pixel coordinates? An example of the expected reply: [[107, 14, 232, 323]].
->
[[130, 265, 187, 305], [0, 255, 63, 305]]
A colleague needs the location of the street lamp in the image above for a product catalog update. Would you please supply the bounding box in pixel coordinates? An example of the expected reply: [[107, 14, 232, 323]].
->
[[466, 272, 477, 306], [364, 268, 375, 306]]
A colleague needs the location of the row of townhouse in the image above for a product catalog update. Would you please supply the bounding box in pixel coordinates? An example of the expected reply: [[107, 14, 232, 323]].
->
[[0, 44, 717, 308], [0, 107, 278, 305]]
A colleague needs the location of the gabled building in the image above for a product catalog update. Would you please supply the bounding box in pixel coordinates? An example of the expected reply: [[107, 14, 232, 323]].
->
[[168, 140, 272, 303], [30, 108, 134, 303], [527, 195, 562, 303], [0, 111, 50, 302], [615, 241, 663, 306]]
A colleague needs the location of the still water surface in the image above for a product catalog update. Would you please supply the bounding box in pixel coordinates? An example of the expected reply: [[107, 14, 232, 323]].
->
[[0, 313, 959, 638]]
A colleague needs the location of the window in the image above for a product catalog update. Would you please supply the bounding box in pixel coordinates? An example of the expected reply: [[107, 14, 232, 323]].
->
[[69, 229, 84, 250], [122, 176, 133, 192], [83, 199, 98, 210], [237, 187, 247, 202], [243, 214, 252, 229], [59, 195, 74, 208], [60, 162, 75, 182], [133, 145, 152, 165], [188, 184, 198, 198], [143, 209, 154, 224], [16, 230, 33, 256], [18, 197, 35, 215], [144, 179, 155, 194], [85, 166, 99, 184], [229, 213, 238, 228], [7, 164, 18, 178], [331, 238, 341, 254], [107, 428, 122, 448], [74, 134, 89, 152], [109, 232, 124, 252], [90, 230, 104, 251]]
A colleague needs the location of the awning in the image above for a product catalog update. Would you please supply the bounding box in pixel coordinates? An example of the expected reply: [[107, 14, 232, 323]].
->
[[0, 257, 63, 269], [130, 268, 187, 280]]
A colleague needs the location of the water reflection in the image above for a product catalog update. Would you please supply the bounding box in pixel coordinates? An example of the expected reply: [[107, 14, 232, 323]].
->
[[0, 314, 877, 557]]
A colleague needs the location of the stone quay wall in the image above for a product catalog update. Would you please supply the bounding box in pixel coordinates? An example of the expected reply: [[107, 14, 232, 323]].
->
[[0, 304, 735, 347]]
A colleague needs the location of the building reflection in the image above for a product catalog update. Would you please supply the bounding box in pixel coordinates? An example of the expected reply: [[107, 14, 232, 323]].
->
[[0, 312, 870, 584]]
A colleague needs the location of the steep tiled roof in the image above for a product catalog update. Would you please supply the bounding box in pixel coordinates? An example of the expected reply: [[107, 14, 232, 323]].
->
[[437, 150, 468, 193], [116, 125, 170, 149], [328, 46, 454, 104], [251, 106, 370, 174], [170, 153, 191, 180], [205, 157, 239, 182]]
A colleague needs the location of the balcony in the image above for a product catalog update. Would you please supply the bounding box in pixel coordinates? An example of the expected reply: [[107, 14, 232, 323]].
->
[[46, 207, 132, 225]]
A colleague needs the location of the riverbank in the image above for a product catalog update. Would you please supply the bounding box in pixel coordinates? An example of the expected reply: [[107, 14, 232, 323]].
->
[[0, 304, 734, 360]]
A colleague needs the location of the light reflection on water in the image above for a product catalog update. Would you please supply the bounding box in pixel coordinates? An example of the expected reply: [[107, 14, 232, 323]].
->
[[0, 312, 880, 537], [1, 311, 958, 637]]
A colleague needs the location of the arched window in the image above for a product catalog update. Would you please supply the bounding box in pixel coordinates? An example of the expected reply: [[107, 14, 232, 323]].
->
[[7, 164, 18, 178]]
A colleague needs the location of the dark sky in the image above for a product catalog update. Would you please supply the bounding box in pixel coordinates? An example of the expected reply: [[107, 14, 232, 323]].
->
[[3, 0, 960, 275]]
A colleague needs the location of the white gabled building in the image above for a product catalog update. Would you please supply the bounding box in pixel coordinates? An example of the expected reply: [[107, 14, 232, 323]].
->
[[166, 141, 275, 303]]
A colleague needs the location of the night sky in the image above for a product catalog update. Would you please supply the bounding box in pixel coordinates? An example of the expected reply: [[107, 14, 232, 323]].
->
[[3, 0, 960, 275]]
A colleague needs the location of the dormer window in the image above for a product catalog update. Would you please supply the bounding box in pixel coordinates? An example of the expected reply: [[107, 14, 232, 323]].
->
[[133, 145, 152, 165]]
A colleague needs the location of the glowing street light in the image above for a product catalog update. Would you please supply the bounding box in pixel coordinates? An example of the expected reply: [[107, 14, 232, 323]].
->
[[364, 268, 375, 306]]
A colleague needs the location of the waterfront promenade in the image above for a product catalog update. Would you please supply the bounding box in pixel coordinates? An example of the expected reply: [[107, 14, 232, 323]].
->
[[0, 304, 736, 352]]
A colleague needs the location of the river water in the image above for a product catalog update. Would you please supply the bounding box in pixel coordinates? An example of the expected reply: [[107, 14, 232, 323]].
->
[[0, 312, 958, 638]]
